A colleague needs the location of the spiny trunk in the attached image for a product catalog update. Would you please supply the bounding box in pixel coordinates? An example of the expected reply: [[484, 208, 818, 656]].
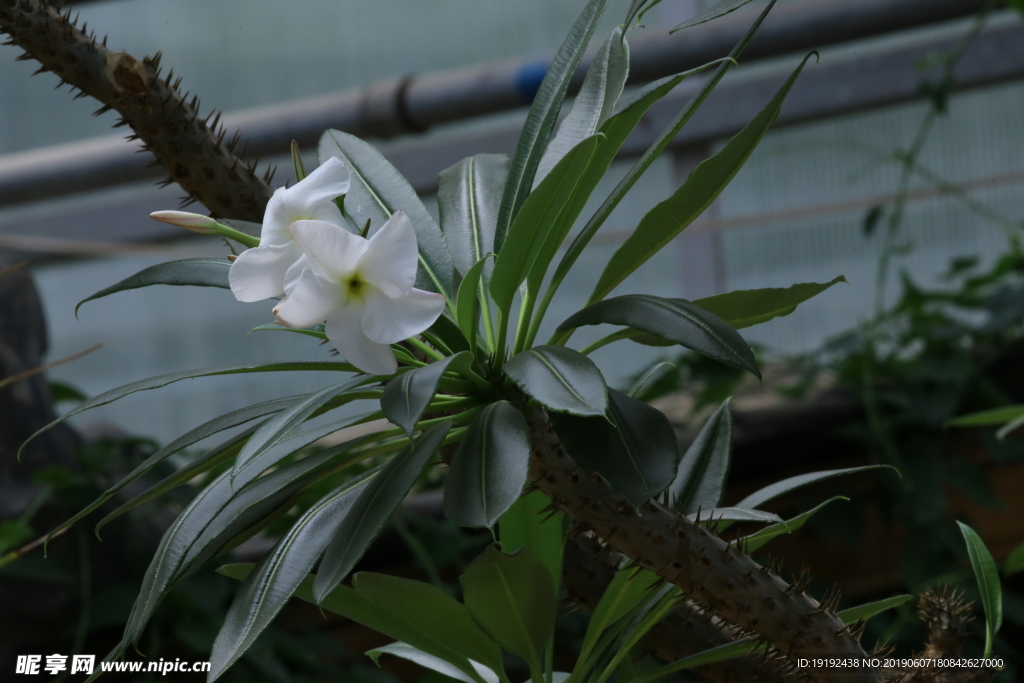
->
[[528, 410, 883, 683], [0, 0, 272, 221], [563, 534, 790, 683]]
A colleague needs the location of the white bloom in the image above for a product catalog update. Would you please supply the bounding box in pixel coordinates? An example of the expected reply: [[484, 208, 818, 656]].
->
[[273, 211, 446, 375], [229, 156, 350, 302]]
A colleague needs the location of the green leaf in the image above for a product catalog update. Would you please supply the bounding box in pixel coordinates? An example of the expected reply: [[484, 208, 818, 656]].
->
[[535, 27, 629, 184], [494, 0, 610, 249], [44, 395, 301, 545], [438, 154, 509, 281], [552, 388, 678, 508], [319, 129, 455, 299], [670, 0, 757, 32], [957, 521, 1002, 658], [945, 405, 1024, 428], [355, 574, 505, 678], [836, 595, 913, 625], [589, 52, 814, 304], [504, 345, 608, 416], [498, 490, 564, 590], [232, 377, 374, 479], [462, 545, 556, 672], [313, 421, 452, 601], [219, 564, 488, 683], [741, 497, 847, 553], [627, 361, 676, 398], [121, 450, 339, 652], [573, 566, 660, 681], [382, 352, 473, 436], [75, 258, 230, 316], [208, 470, 377, 680], [367, 643, 499, 683], [735, 465, 898, 510], [692, 277, 847, 330], [429, 311, 473, 354], [668, 400, 733, 513], [230, 412, 386, 491], [560, 295, 759, 377], [551, 61, 734, 292], [692, 508, 781, 525], [457, 257, 492, 350], [249, 323, 328, 341], [444, 401, 530, 528], [490, 135, 601, 317], [1006, 540, 1024, 577], [18, 360, 357, 459]]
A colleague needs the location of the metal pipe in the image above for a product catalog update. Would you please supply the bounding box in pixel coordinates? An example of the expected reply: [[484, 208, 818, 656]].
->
[[0, 0, 995, 208]]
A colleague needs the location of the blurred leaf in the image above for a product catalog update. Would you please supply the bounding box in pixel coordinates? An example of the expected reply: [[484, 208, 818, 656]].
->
[[314, 421, 452, 601], [355, 574, 505, 678], [494, 0, 610, 249], [498, 490, 564, 590], [589, 53, 814, 303], [320, 129, 454, 298], [692, 277, 846, 330], [504, 346, 608, 416], [693, 507, 781, 525], [1005, 540, 1024, 578], [560, 296, 759, 378], [957, 521, 1002, 658], [249, 323, 327, 341], [75, 258, 230, 316], [862, 205, 884, 237], [670, 0, 757, 32], [48, 380, 87, 404], [552, 388, 678, 507], [438, 154, 508, 282], [627, 361, 676, 398], [668, 400, 733, 513], [735, 465, 899, 510], [382, 352, 473, 436], [945, 405, 1024, 428], [462, 546, 556, 672], [444, 402, 530, 529]]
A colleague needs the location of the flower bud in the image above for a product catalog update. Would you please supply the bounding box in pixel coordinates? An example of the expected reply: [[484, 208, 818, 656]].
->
[[150, 210, 221, 235]]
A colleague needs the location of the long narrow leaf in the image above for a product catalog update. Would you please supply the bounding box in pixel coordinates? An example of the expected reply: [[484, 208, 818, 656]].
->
[[18, 360, 357, 459], [957, 521, 1002, 658], [438, 154, 509, 281], [382, 352, 472, 436], [75, 258, 230, 316], [494, 0, 610, 249], [668, 400, 733, 513], [741, 497, 848, 553], [498, 490, 564, 590], [490, 135, 601, 317], [692, 277, 847, 330], [313, 421, 452, 601], [208, 470, 378, 680], [736, 465, 898, 510]]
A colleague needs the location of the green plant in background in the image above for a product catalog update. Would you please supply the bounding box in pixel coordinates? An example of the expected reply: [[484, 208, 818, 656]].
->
[[2, 0, 1011, 682]]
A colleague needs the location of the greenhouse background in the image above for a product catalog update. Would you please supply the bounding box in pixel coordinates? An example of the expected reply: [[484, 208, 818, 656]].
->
[[1, 0, 1022, 442]]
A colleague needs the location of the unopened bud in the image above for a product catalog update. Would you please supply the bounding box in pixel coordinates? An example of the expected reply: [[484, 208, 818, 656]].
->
[[150, 210, 220, 235]]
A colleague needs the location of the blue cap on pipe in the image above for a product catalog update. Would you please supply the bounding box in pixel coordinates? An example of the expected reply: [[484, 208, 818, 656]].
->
[[515, 59, 551, 103]]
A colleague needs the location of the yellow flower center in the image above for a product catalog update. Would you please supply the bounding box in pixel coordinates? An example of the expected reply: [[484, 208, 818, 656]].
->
[[344, 273, 365, 300]]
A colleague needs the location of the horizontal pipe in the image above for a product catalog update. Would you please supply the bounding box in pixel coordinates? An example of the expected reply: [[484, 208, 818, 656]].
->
[[0, 0, 996, 209]]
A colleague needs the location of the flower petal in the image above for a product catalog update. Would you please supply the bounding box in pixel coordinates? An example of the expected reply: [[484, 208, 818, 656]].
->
[[229, 242, 302, 302], [263, 157, 351, 242], [273, 267, 343, 329], [326, 303, 397, 375], [283, 254, 311, 296], [291, 219, 367, 281], [361, 286, 446, 345], [359, 210, 418, 298]]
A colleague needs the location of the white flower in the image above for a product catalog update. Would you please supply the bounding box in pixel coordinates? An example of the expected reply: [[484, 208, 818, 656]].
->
[[273, 211, 446, 375], [229, 156, 350, 302]]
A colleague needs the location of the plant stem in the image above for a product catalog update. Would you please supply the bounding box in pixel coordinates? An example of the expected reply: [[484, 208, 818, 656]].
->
[[406, 336, 446, 362]]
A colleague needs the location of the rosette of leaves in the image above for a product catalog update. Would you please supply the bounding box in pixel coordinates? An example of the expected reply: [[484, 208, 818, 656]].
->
[[18, 1, 900, 681]]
